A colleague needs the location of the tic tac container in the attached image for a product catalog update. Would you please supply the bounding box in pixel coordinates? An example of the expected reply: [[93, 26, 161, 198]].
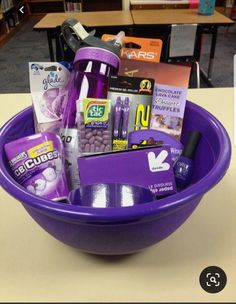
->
[[4, 132, 68, 201], [77, 98, 112, 155]]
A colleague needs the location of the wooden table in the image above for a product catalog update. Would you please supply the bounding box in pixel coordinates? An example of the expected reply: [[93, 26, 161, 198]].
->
[[130, 0, 190, 10], [34, 10, 133, 61], [1, 88, 235, 302], [34, 10, 133, 29], [131, 8, 234, 25], [131, 9, 234, 87]]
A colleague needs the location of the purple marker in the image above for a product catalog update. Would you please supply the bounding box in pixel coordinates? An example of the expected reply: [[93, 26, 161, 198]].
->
[[113, 97, 122, 138], [121, 97, 130, 139]]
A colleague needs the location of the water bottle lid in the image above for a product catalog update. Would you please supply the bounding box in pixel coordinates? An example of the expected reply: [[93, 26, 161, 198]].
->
[[74, 47, 120, 70]]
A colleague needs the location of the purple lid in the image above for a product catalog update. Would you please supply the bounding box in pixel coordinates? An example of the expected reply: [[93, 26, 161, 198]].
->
[[74, 47, 120, 70]]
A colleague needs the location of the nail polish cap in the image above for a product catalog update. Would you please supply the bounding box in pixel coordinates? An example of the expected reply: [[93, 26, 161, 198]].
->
[[182, 131, 202, 159]]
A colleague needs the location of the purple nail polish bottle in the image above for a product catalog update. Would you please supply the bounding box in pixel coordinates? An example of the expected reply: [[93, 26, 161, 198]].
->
[[174, 131, 202, 189]]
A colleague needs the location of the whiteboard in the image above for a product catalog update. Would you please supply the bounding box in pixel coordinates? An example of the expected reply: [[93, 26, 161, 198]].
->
[[169, 24, 197, 58]]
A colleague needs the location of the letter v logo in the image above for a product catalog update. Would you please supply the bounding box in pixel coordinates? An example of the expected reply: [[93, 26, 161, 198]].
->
[[147, 150, 170, 172]]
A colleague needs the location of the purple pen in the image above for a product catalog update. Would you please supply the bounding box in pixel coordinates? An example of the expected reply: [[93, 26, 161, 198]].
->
[[113, 96, 122, 138], [122, 97, 130, 139]]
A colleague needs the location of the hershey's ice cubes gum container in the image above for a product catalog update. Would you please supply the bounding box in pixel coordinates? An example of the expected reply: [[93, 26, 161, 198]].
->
[[4, 132, 69, 201]]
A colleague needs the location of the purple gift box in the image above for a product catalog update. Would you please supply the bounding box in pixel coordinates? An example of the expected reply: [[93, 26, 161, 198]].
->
[[78, 146, 176, 197]]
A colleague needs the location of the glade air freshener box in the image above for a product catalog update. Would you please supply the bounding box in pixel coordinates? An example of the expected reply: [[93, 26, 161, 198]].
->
[[29, 62, 70, 134], [78, 146, 176, 197], [107, 75, 155, 151]]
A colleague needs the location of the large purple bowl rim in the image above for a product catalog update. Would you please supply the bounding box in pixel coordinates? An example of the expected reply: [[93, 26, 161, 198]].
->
[[0, 101, 231, 223]]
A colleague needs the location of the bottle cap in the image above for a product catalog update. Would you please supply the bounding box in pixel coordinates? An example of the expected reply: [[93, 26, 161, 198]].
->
[[182, 131, 202, 159], [61, 18, 123, 56]]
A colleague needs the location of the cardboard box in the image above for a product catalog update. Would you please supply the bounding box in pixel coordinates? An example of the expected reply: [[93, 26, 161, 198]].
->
[[119, 59, 191, 88], [150, 84, 187, 140]]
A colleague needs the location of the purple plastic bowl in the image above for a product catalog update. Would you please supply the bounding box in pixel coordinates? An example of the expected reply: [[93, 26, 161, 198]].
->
[[0, 101, 231, 255], [69, 183, 156, 207]]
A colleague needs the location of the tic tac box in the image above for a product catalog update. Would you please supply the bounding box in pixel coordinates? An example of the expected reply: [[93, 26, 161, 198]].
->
[[78, 146, 176, 196]]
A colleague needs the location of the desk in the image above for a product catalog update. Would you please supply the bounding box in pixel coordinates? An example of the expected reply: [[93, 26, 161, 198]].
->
[[131, 9, 234, 87], [34, 10, 133, 61], [131, 8, 233, 25], [130, 0, 190, 9], [34, 10, 133, 29], [0, 88, 235, 302]]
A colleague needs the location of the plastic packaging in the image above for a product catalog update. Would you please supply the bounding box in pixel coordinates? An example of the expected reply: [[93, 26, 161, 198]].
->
[[107, 75, 155, 151], [29, 62, 71, 134], [4, 132, 68, 201]]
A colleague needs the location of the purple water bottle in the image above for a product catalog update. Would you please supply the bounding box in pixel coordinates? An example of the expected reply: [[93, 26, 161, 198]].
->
[[73, 47, 120, 103], [60, 19, 123, 189]]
